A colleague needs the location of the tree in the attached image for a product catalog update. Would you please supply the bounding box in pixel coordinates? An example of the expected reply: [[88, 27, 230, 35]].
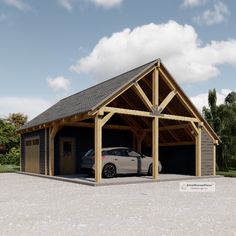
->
[[7, 113, 28, 129], [203, 90, 236, 170], [225, 92, 236, 105], [0, 113, 27, 165]]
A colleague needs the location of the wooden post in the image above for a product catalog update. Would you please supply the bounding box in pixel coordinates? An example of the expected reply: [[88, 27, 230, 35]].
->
[[152, 117, 159, 179], [95, 114, 102, 183], [49, 127, 54, 176], [195, 125, 202, 176], [213, 144, 216, 176], [45, 128, 48, 175], [49, 125, 59, 176], [152, 68, 159, 179]]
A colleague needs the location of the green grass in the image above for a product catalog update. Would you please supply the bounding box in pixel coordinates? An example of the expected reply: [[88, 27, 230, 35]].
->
[[217, 169, 236, 177], [0, 164, 20, 173]]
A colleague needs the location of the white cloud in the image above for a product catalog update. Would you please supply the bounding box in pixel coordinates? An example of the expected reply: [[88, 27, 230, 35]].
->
[[47, 76, 71, 92], [194, 1, 230, 25], [58, 0, 73, 11], [70, 21, 236, 84], [58, 0, 122, 10], [190, 89, 232, 111], [0, 97, 52, 120], [88, 0, 123, 9], [182, 0, 207, 8], [2, 0, 30, 11]]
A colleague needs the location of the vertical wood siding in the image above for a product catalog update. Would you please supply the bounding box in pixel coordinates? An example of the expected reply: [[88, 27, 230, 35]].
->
[[201, 128, 214, 175], [21, 129, 45, 174]]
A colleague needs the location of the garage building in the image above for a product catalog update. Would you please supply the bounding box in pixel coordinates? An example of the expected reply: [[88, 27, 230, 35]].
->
[[18, 59, 220, 183]]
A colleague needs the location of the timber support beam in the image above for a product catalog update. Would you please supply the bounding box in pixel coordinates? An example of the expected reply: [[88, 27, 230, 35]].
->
[[95, 114, 102, 183], [196, 123, 202, 176], [49, 124, 60, 176], [133, 82, 154, 111], [158, 90, 177, 113], [101, 112, 114, 127], [152, 68, 159, 180], [103, 106, 199, 122]]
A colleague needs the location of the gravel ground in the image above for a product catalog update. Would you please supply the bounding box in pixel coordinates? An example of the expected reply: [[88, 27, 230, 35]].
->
[[0, 173, 236, 236]]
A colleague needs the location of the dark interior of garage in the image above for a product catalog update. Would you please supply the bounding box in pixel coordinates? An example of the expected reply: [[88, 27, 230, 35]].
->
[[54, 126, 133, 175], [159, 145, 195, 175]]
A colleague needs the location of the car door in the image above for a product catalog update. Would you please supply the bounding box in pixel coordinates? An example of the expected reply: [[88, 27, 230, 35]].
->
[[113, 149, 137, 174], [127, 149, 142, 173]]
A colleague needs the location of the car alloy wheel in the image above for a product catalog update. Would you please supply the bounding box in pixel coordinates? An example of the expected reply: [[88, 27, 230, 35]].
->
[[103, 163, 116, 178]]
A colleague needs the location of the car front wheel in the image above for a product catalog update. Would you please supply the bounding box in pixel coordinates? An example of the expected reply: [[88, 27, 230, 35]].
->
[[102, 163, 116, 178]]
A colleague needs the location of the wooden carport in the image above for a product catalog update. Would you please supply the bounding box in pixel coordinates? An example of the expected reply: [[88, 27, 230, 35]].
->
[[19, 59, 220, 183]]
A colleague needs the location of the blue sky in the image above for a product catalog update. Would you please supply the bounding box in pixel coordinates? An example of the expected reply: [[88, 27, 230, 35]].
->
[[0, 0, 236, 119]]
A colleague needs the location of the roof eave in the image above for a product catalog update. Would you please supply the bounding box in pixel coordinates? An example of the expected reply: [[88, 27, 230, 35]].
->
[[159, 62, 220, 143]]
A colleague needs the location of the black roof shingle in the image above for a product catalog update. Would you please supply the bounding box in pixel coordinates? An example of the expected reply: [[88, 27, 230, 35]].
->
[[19, 59, 158, 131]]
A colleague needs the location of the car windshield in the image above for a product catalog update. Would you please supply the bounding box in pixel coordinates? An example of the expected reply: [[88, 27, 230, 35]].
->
[[84, 149, 94, 157]]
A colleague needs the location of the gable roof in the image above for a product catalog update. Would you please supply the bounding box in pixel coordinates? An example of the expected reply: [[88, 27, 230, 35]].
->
[[19, 59, 158, 131], [19, 59, 220, 142]]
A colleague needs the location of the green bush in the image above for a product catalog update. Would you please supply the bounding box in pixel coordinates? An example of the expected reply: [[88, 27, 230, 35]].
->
[[0, 147, 20, 165]]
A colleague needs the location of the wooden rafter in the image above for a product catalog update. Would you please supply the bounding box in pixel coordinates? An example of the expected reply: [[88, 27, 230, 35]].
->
[[159, 123, 189, 131], [158, 90, 177, 113], [133, 82, 154, 111], [18, 113, 93, 134], [145, 123, 189, 132], [190, 121, 199, 135], [158, 68, 175, 90], [101, 112, 114, 127], [159, 67, 200, 121], [64, 122, 131, 131], [185, 124, 196, 139]]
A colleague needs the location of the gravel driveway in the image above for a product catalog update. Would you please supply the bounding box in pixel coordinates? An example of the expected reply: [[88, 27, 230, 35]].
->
[[0, 173, 235, 236]]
